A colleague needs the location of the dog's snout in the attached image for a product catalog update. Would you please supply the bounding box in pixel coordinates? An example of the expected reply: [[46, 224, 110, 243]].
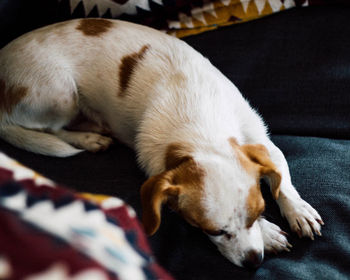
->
[[242, 250, 263, 269]]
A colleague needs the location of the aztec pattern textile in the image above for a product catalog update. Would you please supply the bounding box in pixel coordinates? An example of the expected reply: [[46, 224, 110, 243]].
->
[[56, 0, 343, 37], [0, 153, 173, 280]]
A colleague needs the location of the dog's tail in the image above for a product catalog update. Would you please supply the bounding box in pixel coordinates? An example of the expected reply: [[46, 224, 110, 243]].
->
[[0, 125, 83, 157]]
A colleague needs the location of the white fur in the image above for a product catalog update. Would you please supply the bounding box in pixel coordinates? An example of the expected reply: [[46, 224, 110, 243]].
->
[[0, 19, 323, 267]]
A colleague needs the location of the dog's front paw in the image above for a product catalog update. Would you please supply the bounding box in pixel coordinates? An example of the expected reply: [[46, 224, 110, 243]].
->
[[278, 195, 324, 240], [259, 218, 292, 254], [81, 133, 113, 152]]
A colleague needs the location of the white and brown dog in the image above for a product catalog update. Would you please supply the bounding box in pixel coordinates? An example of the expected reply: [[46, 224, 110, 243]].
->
[[0, 19, 323, 268]]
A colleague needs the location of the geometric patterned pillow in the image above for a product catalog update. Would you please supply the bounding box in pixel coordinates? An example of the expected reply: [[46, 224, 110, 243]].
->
[[0, 152, 173, 280], [56, 0, 348, 37]]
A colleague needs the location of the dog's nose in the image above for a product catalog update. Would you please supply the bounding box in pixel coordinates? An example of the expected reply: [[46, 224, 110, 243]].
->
[[242, 250, 263, 269]]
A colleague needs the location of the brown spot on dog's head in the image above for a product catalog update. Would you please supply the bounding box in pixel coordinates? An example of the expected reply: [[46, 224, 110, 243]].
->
[[0, 80, 28, 116], [228, 137, 281, 200], [246, 184, 265, 228], [119, 45, 150, 95], [170, 156, 210, 228], [240, 144, 281, 200], [165, 142, 193, 170], [229, 137, 258, 176], [76, 18, 113, 36], [141, 142, 213, 235]]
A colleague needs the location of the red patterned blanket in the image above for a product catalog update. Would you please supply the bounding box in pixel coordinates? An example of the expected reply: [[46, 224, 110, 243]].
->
[[0, 153, 173, 280]]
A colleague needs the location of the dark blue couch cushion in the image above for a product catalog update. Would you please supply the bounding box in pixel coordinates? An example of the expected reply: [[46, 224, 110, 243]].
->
[[183, 5, 350, 139]]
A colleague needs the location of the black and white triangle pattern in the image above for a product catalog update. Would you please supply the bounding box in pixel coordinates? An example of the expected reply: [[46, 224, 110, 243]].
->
[[57, 0, 163, 18], [57, 0, 199, 31]]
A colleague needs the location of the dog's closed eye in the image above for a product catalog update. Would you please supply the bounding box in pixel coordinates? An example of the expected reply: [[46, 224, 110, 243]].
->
[[203, 229, 226, 236], [203, 229, 234, 240]]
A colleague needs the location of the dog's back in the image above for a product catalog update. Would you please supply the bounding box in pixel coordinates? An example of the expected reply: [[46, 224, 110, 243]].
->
[[0, 19, 192, 155], [0, 18, 256, 161]]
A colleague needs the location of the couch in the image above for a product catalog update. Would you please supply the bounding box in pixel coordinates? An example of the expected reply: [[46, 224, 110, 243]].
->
[[1, 1, 349, 279]]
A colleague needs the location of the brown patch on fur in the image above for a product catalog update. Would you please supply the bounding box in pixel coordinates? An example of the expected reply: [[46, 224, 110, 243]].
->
[[0, 80, 27, 116], [169, 157, 212, 230], [141, 143, 215, 235], [168, 72, 188, 89], [165, 142, 193, 170], [140, 173, 170, 235], [229, 137, 258, 176], [119, 45, 150, 95], [228, 137, 238, 146], [241, 144, 281, 200], [246, 185, 265, 228], [228, 137, 281, 200], [229, 139, 266, 227], [76, 18, 113, 36]]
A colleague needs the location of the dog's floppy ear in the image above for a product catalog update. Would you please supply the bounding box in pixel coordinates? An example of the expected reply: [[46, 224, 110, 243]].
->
[[241, 144, 281, 200], [141, 171, 180, 235]]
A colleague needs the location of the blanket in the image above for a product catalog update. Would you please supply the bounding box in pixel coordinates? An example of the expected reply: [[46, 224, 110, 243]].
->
[[0, 153, 173, 280]]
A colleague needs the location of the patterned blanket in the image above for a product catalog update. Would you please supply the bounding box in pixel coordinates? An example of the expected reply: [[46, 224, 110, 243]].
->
[[57, 0, 347, 37], [0, 153, 173, 280]]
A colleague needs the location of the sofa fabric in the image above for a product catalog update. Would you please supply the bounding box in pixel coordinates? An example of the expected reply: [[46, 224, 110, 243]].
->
[[1, 3, 350, 280], [183, 5, 350, 140]]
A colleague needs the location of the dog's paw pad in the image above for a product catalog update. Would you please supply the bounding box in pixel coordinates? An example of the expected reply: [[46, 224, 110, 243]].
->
[[279, 197, 323, 240], [82, 133, 113, 152], [259, 219, 292, 254]]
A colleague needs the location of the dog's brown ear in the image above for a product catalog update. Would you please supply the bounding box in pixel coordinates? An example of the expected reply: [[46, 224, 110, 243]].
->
[[140, 172, 180, 235], [241, 144, 281, 200]]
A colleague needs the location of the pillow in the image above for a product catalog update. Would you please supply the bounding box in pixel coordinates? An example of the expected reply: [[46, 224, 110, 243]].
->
[[0, 152, 173, 280], [56, 0, 346, 37]]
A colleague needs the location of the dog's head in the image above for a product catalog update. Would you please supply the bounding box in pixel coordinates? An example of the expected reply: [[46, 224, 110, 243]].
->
[[141, 138, 281, 268]]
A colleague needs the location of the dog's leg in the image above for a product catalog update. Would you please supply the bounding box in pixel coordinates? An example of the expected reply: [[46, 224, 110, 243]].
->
[[0, 125, 83, 157], [66, 113, 111, 135], [54, 130, 113, 153], [263, 139, 324, 239], [258, 218, 292, 254], [67, 121, 107, 134], [242, 110, 323, 238], [59, 110, 113, 151]]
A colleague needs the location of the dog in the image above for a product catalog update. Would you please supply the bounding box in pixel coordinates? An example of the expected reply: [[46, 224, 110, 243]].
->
[[0, 18, 323, 268]]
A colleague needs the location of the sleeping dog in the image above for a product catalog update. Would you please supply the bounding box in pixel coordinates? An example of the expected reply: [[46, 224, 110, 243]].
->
[[0, 18, 323, 268]]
